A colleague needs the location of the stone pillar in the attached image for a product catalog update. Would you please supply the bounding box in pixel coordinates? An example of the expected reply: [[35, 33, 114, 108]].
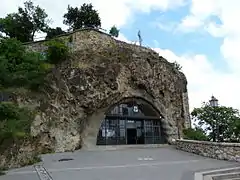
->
[[182, 92, 191, 129], [81, 109, 106, 150]]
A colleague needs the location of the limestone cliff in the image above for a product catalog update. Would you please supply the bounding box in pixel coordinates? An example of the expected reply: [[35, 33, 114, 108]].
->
[[1, 28, 190, 168]]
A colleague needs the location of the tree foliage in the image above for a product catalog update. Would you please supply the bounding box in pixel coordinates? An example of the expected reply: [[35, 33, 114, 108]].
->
[[63, 3, 101, 30], [109, 26, 119, 37], [0, 13, 31, 42], [183, 127, 209, 141], [45, 27, 66, 40], [45, 39, 69, 64], [0, 1, 49, 42], [0, 38, 49, 90], [191, 103, 240, 142]]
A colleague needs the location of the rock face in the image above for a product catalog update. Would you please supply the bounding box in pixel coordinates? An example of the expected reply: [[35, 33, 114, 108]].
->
[[176, 139, 240, 162], [21, 28, 190, 152]]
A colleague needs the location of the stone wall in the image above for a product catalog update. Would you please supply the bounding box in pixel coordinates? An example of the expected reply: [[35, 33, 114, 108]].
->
[[25, 28, 139, 53], [176, 139, 240, 162]]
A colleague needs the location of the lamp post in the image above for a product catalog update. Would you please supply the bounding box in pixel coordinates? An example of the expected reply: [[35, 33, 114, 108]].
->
[[209, 96, 219, 142]]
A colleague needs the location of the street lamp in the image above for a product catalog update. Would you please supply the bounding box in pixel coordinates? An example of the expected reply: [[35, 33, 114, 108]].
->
[[209, 96, 219, 142], [209, 96, 218, 107]]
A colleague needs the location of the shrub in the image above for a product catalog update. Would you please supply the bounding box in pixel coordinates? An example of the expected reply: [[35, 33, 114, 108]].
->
[[109, 26, 119, 37], [0, 102, 34, 150], [0, 38, 25, 60], [45, 39, 69, 64], [0, 38, 50, 90], [183, 128, 209, 141]]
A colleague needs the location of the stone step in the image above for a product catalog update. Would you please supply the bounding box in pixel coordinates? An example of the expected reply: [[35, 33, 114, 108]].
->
[[81, 144, 170, 151], [195, 167, 240, 180], [203, 167, 240, 176], [210, 172, 240, 180]]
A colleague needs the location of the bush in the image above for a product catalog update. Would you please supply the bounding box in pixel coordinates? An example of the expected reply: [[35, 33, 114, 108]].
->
[[0, 102, 34, 150], [183, 128, 209, 141], [45, 39, 69, 64], [0, 38, 50, 90], [0, 38, 25, 60], [109, 26, 119, 37]]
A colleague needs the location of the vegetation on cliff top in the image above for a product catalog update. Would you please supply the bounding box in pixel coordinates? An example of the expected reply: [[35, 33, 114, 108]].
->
[[63, 3, 101, 31], [0, 38, 49, 90], [0, 0, 118, 41], [0, 1, 49, 42], [109, 26, 119, 37]]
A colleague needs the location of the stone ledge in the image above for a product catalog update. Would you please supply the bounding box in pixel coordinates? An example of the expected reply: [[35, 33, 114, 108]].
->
[[194, 167, 240, 180], [177, 139, 240, 147], [176, 139, 240, 162], [81, 144, 170, 152]]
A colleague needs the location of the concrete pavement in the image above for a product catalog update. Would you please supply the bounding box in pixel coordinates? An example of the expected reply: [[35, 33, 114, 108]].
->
[[1, 146, 239, 180]]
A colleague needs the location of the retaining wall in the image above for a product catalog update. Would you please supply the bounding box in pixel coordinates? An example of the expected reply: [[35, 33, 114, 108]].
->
[[176, 139, 240, 162]]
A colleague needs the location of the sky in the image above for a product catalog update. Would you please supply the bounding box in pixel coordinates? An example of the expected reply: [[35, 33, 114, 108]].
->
[[1, 0, 240, 112]]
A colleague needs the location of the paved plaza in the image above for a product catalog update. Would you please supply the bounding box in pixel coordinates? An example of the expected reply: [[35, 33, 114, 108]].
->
[[1, 146, 239, 180]]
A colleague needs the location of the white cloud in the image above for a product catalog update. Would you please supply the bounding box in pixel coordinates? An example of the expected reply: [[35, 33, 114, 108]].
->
[[126, 0, 187, 13], [220, 36, 240, 72], [204, 22, 226, 37], [177, 15, 203, 32], [153, 48, 240, 112], [178, 0, 240, 72], [156, 21, 178, 32], [170, 0, 240, 111]]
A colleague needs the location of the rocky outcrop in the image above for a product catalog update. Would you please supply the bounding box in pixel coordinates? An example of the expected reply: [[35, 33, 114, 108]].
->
[[28, 29, 190, 150], [1, 29, 190, 168], [176, 139, 240, 162]]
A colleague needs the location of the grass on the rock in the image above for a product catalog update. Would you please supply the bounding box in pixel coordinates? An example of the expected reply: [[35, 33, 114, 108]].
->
[[24, 155, 42, 166]]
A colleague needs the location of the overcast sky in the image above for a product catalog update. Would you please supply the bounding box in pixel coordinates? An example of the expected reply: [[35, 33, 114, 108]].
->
[[1, 0, 240, 112]]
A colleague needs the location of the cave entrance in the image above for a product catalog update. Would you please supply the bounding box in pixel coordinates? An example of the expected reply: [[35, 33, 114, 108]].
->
[[96, 98, 167, 145]]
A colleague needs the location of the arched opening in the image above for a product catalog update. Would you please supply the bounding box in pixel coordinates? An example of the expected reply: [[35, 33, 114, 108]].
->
[[96, 97, 167, 145]]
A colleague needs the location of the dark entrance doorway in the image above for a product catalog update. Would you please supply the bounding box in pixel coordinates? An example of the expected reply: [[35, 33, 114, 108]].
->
[[127, 128, 137, 144], [96, 98, 167, 145]]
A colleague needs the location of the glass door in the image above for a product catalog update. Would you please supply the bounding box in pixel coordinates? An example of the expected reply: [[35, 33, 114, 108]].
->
[[136, 120, 144, 144]]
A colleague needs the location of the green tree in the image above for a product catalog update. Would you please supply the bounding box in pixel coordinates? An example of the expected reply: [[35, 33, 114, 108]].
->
[[183, 127, 209, 141], [63, 3, 101, 30], [0, 1, 49, 42], [0, 13, 32, 42], [109, 26, 119, 37], [45, 27, 66, 40], [191, 103, 240, 142], [0, 38, 49, 89]]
